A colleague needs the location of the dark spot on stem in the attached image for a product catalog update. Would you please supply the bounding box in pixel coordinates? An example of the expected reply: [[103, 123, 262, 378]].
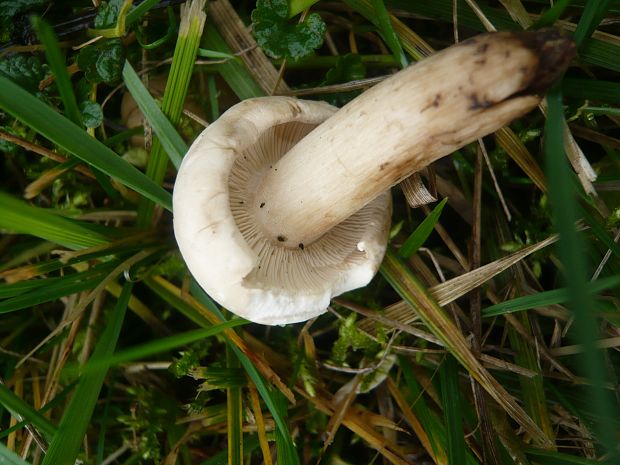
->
[[469, 93, 492, 110], [260, 202, 265, 208], [277, 235, 287, 242], [475, 43, 489, 55], [380, 162, 390, 171], [421, 93, 442, 113], [298, 243, 304, 250]]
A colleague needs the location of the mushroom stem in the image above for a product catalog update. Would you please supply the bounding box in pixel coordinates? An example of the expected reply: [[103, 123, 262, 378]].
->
[[254, 30, 575, 249]]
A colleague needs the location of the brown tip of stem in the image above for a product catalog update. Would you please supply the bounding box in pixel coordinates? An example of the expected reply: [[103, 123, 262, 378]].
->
[[514, 29, 577, 94]]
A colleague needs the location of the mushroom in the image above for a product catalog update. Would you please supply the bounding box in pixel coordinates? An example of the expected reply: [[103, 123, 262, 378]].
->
[[173, 30, 575, 325]]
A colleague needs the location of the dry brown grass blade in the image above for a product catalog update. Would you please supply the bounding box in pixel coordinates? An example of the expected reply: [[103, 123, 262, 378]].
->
[[381, 251, 553, 447], [0, 129, 94, 179], [24, 165, 72, 200], [431, 234, 557, 307], [550, 336, 620, 357], [495, 127, 547, 192], [471, 147, 502, 465], [207, 0, 291, 94], [297, 387, 411, 465], [570, 124, 620, 151], [151, 276, 296, 402], [386, 377, 444, 464], [498, 0, 533, 28], [321, 376, 360, 457], [537, 100, 598, 196], [248, 382, 273, 465], [360, 234, 557, 332]]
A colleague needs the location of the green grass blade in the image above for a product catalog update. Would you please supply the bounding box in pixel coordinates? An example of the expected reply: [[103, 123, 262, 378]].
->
[[398, 358, 448, 462], [84, 319, 246, 372], [398, 197, 448, 259], [145, 276, 215, 327], [32, 17, 81, 125], [529, 0, 572, 29], [125, 0, 161, 26], [392, 0, 620, 73], [563, 78, 620, 105], [41, 280, 133, 465], [572, 0, 613, 48], [544, 85, 619, 458], [369, 0, 407, 67], [0, 192, 109, 249], [0, 383, 57, 442], [582, 106, 620, 117], [0, 443, 33, 465], [187, 282, 300, 465], [0, 78, 172, 211], [288, 0, 321, 17], [0, 278, 63, 299], [524, 448, 614, 465], [482, 275, 620, 317], [580, 39, 620, 73], [581, 206, 620, 261], [200, 435, 261, 465], [381, 249, 551, 446], [122, 62, 187, 169], [137, 0, 206, 226], [0, 381, 77, 441], [202, 24, 266, 100], [0, 263, 117, 314], [439, 355, 466, 465], [507, 314, 554, 441], [227, 346, 243, 465]]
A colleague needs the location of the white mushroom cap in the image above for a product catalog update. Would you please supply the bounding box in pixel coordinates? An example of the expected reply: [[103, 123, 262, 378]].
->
[[173, 97, 392, 325]]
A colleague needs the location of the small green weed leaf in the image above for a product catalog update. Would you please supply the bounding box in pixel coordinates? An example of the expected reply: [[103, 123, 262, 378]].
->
[[79, 100, 103, 128], [169, 340, 213, 378], [94, 0, 125, 28], [320, 53, 367, 105], [0, 54, 48, 98], [251, 0, 326, 60], [323, 53, 366, 84], [75, 79, 103, 128], [0, 0, 47, 40], [331, 313, 380, 364], [77, 39, 125, 84]]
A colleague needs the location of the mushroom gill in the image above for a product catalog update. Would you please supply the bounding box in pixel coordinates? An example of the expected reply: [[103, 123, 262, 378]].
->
[[229, 122, 390, 293]]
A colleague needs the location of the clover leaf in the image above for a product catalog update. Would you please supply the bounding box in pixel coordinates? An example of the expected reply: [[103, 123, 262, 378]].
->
[[77, 38, 124, 84], [0, 54, 48, 98], [251, 0, 326, 60], [94, 0, 125, 29]]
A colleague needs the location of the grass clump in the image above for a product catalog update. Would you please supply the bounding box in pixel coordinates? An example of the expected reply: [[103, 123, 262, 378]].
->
[[1, 1, 619, 464]]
